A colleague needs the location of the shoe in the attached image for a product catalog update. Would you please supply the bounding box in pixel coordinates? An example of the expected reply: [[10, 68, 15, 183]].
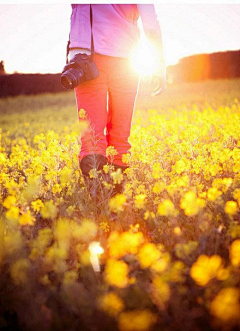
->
[[79, 154, 108, 178], [79, 154, 108, 201]]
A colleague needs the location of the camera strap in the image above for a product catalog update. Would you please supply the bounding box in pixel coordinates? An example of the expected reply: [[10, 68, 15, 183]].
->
[[66, 36, 70, 64], [90, 4, 94, 59]]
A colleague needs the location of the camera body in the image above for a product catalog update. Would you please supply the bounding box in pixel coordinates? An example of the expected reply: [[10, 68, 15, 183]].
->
[[61, 53, 99, 90]]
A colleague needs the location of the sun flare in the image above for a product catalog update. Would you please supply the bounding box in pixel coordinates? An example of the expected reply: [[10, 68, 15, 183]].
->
[[130, 38, 163, 77]]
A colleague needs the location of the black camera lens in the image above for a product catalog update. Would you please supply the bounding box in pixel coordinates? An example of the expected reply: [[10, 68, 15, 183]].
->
[[61, 67, 84, 90], [61, 75, 73, 90]]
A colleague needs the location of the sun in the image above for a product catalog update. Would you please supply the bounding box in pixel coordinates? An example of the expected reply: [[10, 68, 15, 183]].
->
[[130, 37, 164, 77]]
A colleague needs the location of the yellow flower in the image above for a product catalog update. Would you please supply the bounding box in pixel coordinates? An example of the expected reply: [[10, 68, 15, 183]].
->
[[233, 188, 240, 200], [63, 270, 78, 285], [175, 159, 186, 174], [45, 243, 68, 272], [99, 221, 110, 233], [88, 168, 98, 179], [207, 187, 222, 201], [180, 191, 205, 216], [233, 188, 240, 207], [54, 218, 72, 247], [210, 288, 240, 323], [108, 231, 144, 259], [134, 194, 146, 209], [151, 259, 168, 273], [230, 239, 240, 267], [60, 166, 73, 184], [190, 254, 226, 286], [225, 201, 238, 215], [4, 231, 23, 256], [78, 108, 86, 119], [118, 310, 157, 331], [111, 168, 124, 184], [71, 219, 98, 243], [77, 246, 91, 266], [104, 259, 129, 288], [152, 181, 165, 194], [109, 194, 126, 213], [98, 292, 124, 317], [103, 164, 110, 174], [106, 146, 118, 157], [52, 183, 62, 194], [2, 195, 16, 209], [40, 200, 58, 219], [151, 276, 171, 308], [29, 228, 53, 260], [173, 226, 182, 236], [10, 258, 30, 285], [19, 210, 35, 226], [23, 175, 39, 201], [31, 199, 44, 212], [157, 199, 176, 216], [138, 243, 161, 268], [6, 206, 20, 220], [0, 152, 7, 164], [152, 163, 162, 179], [144, 210, 155, 220]]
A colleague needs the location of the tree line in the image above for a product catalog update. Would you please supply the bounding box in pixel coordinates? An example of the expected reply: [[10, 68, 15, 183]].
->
[[0, 50, 239, 97]]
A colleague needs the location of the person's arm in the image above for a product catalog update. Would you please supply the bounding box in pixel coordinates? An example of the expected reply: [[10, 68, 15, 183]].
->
[[137, 4, 166, 96], [69, 5, 91, 51]]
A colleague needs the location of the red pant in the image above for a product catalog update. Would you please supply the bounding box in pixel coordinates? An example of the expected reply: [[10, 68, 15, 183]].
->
[[74, 54, 139, 166]]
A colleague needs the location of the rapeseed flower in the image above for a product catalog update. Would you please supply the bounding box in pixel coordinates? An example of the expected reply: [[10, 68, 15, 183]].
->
[[109, 194, 126, 213], [71, 219, 98, 242], [134, 194, 147, 209], [111, 168, 124, 184], [40, 200, 58, 219], [157, 199, 177, 217], [31, 199, 44, 212], [152, 163, 162, 179], [99, 221, 110, 233], [152, 181, 165, 194], [180, 191, 205, 216], [19, 210, 35, 226], [190, 254, 228, 286], [210, 288, 240, 323], [6, 206, 20, 221], [230, 239, 240, 267], [106, 146, 118, 157], [207, 187, 222, 201], [2, 195, 16, 209], [138, 243, 161, 268], [78, 108, 86, 119], [98, 292, 124, 317], [225, 201, 238, 216], [104, 259, 129, 288], [151, 276, 171, 308], [108, 231, 144, 258], [10, 258, 30, 285], [118, 310, 157, 331]]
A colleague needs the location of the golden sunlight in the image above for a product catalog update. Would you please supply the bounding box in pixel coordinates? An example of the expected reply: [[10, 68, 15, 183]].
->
[[130, 38, 162, 77]]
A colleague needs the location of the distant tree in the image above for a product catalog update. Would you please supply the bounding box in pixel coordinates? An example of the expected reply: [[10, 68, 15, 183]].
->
[[0, 61, 6, 75]]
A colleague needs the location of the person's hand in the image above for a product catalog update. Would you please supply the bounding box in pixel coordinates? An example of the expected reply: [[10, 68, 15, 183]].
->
[[150, 71, 166, 96]]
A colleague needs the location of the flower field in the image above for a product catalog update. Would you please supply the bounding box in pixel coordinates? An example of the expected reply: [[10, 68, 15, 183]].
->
[[0, 78, 240, 331]]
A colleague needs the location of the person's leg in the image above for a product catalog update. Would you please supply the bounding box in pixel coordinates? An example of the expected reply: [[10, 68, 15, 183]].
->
[[106, 57, 139, 167], [74, 54, 108, 176]]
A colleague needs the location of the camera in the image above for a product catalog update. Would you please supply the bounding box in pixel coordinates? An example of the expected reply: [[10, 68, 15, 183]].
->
[[61, 53, 99, 90]]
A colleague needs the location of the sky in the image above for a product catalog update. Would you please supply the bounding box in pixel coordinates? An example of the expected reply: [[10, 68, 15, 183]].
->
[[0, 3, 240, 74]]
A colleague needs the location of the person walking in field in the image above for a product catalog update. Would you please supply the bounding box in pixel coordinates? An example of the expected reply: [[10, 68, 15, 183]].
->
[[63, 4, 166, 194]]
